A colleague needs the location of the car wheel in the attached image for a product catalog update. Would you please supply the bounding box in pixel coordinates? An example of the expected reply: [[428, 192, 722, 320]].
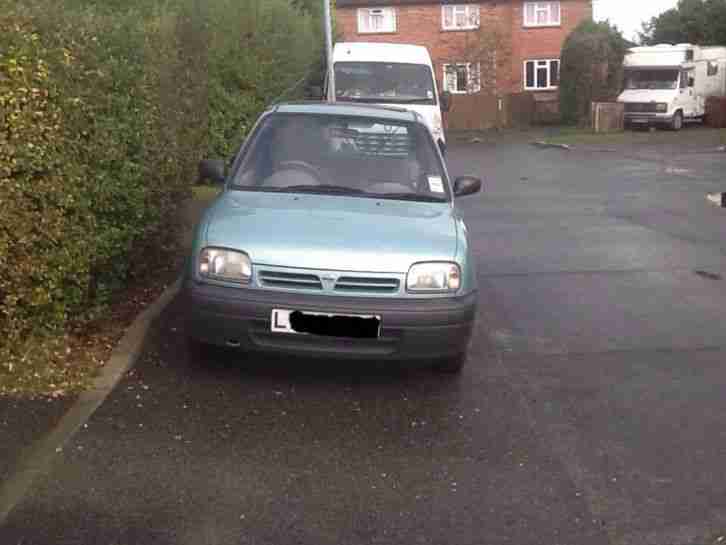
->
[[432, 353, 467, 374], [671, 111, 683, 131], [187, 337, 212, 360]]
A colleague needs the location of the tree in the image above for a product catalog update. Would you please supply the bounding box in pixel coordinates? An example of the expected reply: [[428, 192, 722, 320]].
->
[[640, 0, 726, 46], [559, 20, 628, 125]]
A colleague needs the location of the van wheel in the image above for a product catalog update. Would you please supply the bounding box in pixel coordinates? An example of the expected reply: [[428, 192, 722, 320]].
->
[[432, 353, 466, 374], [671, 111, 683, 131]]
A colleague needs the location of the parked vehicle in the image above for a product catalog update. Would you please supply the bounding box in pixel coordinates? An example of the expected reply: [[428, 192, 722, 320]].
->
[[618, 43, 726, 130], [327, 42, 450, 153], [186, 102, 481, 373]]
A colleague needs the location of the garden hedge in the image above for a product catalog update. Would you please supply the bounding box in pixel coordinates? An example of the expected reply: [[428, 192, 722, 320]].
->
[[0, 0, 321, 387]]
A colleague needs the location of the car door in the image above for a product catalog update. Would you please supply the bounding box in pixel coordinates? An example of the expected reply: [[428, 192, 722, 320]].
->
[[680, 69, 697, 117]]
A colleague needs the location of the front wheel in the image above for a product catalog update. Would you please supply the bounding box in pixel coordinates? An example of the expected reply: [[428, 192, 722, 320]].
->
[[432, 353, 467, 374], [187, 337, 213, 360], [671, 111, 683, 131]]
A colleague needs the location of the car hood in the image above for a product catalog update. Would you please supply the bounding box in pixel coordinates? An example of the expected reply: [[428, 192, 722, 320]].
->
[[618, 89, 677, 103], [204, 191, 458, 273]]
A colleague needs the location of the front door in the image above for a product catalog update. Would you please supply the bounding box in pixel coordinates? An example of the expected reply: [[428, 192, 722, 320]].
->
[[678, 70, 696, 117]]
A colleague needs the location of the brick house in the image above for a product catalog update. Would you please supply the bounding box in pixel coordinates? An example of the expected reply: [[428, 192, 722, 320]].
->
[[335, 0, 593, 128]]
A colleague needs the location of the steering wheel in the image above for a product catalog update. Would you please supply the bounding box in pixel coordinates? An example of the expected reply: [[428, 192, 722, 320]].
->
[[277, 160, 330, 185]]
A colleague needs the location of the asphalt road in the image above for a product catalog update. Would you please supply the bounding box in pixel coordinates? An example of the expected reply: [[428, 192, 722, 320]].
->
[[3, 132, 726, 545]]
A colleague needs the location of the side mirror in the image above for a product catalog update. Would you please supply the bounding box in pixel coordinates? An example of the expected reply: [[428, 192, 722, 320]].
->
[[306, 86, 324, 100], [439, 90, 452, 113], [688, 77, 695, 87], [198, 159, 225, 184], [453, 176, 482, 197]]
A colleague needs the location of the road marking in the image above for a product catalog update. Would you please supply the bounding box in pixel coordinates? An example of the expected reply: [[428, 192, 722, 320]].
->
[[0, 279, 181, 525]]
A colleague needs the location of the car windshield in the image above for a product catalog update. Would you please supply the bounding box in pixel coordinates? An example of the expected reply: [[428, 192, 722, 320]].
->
[[334, 62, 437, 105], [231, 113, 449, 202], [625, 69, 679, 90]]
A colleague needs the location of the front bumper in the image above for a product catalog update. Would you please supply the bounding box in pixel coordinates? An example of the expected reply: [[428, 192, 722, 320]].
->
[[183, 280, 477, 361], [624, 112, 672, 125]]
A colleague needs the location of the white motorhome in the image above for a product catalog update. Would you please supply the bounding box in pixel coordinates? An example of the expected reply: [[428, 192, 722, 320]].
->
[[618, 43, 726, 130], [329, 42, 449, 153]]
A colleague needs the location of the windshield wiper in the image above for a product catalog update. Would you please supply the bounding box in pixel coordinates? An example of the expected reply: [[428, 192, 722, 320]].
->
[[336, 97, 383, 103], [389, 97, 435, 104], [276, 184, 367, 195], [337, 96, 432, 104], [372, 192, 447, 203]]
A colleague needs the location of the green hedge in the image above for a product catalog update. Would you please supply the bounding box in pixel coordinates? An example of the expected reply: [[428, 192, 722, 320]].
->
[[0, 0, 320, 388], [559, 21, 627, 126]]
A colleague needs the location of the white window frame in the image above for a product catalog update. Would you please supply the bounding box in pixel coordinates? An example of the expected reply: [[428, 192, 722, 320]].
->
[[443, 63, 481, 94], [523, 1, 561, 27], [357, 7, 397, 34], [442, 4, 480, 31], [523, 59, 560, 90]]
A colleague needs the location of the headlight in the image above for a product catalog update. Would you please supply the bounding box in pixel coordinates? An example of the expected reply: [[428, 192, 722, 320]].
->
[[656, 103, 668, 112], [406, 262, 461, 292], [198, 247, 251, 283]]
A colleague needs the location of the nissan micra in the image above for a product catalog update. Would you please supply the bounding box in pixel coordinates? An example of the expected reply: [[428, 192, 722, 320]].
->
[[184, 102, 481, 373]]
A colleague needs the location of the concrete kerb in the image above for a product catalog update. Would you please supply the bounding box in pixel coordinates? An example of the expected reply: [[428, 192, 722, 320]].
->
[[0, 277, 182, 525]]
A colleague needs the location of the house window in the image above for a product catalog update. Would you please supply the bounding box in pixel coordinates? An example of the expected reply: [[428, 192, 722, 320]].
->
[[708, 61, 719, 77], [523, 1, 561, 27], [443, 63, 481, 94], [442, 4, 480, 30], [357, 7, 396, 34], [524, 59, 559, 90]]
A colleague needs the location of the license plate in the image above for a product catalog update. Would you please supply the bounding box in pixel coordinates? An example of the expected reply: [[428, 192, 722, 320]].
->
[[271, 309, 381, 339]]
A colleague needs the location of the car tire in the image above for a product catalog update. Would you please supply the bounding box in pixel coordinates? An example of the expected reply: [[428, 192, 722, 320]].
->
[[671, 111, 683, 131], [187, 337, 212, 360], [432, 352, 467, 374]]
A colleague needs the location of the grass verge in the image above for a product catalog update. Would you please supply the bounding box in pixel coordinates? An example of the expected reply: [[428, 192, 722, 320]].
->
[[543, 126, 726, 147], [192, 185, 221, 201]]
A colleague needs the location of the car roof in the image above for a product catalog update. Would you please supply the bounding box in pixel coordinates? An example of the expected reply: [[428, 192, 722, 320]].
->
[[269, 101, 423, 124], [333, 42, 432, 66]]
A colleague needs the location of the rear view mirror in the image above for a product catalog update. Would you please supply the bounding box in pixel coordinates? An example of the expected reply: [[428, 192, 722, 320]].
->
[[198, 159, 225, 184], [453, 176, 482, 197], [439, 90, 452, 113]]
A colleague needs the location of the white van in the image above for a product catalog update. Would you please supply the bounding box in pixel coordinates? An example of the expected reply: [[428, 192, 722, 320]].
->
[[328, 42, 449, 153], [618, 43, 726, 130]]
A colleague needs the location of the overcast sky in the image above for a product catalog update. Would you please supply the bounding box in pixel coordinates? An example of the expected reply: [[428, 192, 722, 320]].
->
[[593, 0, 680, 42]]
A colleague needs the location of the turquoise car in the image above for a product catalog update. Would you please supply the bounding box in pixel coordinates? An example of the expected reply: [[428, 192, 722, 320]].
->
[[184, 102, 481, 372]]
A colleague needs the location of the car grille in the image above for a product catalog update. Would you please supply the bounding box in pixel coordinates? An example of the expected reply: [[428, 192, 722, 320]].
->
[[258, 270, 323, 290], [334, 276, 400, 294], [625, 102, 658, 113], [257, 268, 402, 295]]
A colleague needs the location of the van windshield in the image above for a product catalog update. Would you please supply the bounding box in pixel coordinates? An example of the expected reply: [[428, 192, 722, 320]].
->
[[334, 62, 437, 105], [625, 69, 679, 90]]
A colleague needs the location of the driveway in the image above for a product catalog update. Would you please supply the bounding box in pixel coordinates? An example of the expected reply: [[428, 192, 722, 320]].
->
[[2, 134, 726, 545]]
